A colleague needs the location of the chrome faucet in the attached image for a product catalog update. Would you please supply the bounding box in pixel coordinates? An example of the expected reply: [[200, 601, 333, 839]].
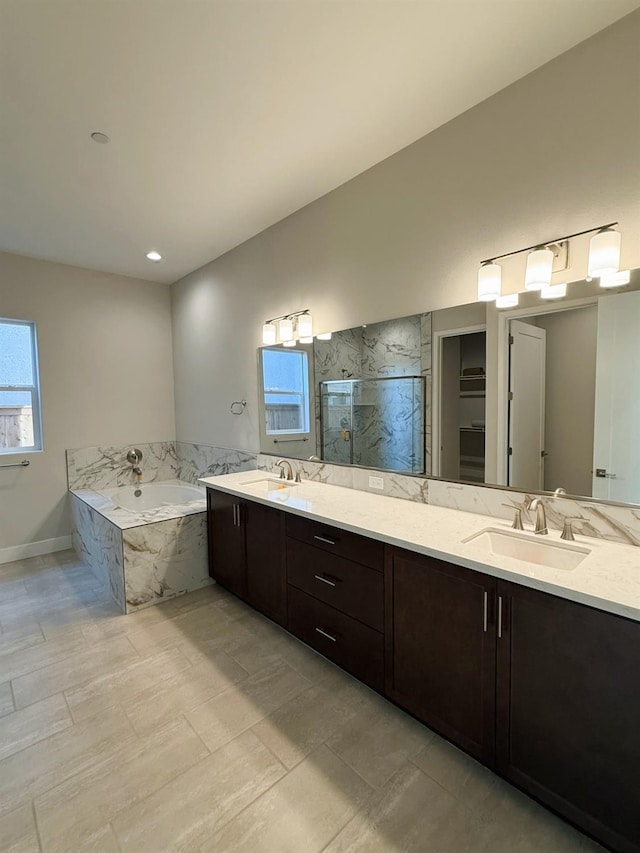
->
[[275, 459, 294, 481], [530, 498, 548, 535]]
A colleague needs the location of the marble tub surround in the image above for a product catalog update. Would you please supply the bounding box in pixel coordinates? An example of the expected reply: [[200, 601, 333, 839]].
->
[[201, 471, 640, 623], [176, 442, 257, 484], [71, 483, 209, 613], [123, 513, 209, 610], [70, 480, 206, 530], [67, 441, 178, 490], [71, 495, 125, 610]]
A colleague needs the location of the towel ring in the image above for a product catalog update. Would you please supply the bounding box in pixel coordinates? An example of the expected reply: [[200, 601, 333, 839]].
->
[[230, 399, 247, 415]]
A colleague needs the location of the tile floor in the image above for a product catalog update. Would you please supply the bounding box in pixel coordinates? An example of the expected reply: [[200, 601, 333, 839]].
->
[[0, 550, 603, 852]]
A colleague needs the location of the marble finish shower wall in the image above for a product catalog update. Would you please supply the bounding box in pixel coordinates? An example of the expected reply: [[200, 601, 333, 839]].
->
[[71, 494, 125, 610], [176, 442, 257, 484], [123, 512, 209, 610], [67, 441, 178, 490]]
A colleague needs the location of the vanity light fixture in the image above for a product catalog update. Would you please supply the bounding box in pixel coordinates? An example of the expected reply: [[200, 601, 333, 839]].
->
[[261, 309, 311, 345], [495, 293, 519, 308], [541, 282, 567, 299], [524, 248, 554, 291], [599, 269, 630, 288], [477, 263, 501, 301], [297, 312, 313, 338], [477, 221, 620, 305], [588, 227, 622, 279], [145, 250, 162, 262], [299, 337, 314, 344], [316, 332, 332, 341], [262, 322, 277, 345], [283, 340, 297, 347]]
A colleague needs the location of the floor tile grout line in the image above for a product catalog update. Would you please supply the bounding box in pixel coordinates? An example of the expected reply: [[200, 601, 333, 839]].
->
[[31, 799, 45, 853]]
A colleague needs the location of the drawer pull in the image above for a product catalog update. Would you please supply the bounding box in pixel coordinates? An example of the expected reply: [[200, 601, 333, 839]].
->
[[315, 627, 337, 642], [314, 535, 336, 546], [483, 590, 488, 633], [498, 595, 503, 639], [314, 574, 337, 587]]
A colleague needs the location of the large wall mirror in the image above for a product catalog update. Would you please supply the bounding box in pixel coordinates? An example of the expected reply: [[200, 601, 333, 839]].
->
[[258, 267, 640, 506]]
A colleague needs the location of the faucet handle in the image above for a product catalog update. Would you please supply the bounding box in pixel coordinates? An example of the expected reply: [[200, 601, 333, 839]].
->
[[560, 517, 582, 541], [502, 504, 524, 530], [294, 470, 302, 483]]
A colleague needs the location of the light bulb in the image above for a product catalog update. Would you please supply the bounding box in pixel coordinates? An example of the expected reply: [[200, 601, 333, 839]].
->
[[262, 323, 277, 345], [541, 282, 567, 300], [316, 332, 332, 341], [298, 313, 313, 337], [477, 263, 501, 301], [600, 269, 630, 288], [278, 318, 294, 341], [495, 293, 518, 308], [588, 229, 621, 278], [525, 248, 553, 291]]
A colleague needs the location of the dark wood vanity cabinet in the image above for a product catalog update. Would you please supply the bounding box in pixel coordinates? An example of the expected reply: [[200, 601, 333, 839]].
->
[[206, 488, 639, 852], [496, 580, 640, 853], [207, 489, 286, 624], [385, 547, 497, 764], [285, 514, 385, 692]]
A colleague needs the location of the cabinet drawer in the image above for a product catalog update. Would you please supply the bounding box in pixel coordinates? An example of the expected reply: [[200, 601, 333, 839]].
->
[[285, 515, 383, 571], [286, 538, 383, 631], [287, 585, 384, 692]]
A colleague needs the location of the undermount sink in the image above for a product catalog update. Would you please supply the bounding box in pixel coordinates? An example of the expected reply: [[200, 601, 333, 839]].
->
[[462, 527, 590, 571], [241, 477, 300, 492]]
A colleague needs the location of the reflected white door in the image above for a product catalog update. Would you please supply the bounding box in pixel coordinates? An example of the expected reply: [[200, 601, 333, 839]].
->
[[508, 320, 546, 490], [593, 291, 640, 502]]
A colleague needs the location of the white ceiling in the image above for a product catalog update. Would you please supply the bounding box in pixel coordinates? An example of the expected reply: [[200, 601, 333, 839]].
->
[[1, 0, 638, 285]]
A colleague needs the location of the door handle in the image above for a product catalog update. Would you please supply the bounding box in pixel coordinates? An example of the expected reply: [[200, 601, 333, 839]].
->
[[595, 468, 617, 479]]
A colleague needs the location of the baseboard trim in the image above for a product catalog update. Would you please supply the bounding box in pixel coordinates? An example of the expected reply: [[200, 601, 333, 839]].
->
[[0, 535, 73, 565]]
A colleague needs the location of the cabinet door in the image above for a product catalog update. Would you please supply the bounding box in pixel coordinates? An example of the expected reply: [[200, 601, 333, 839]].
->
[[386, 547, 496, 763], [496, 581, 640, 853], [244, 501, 286, 625], [206, 489, 245, 599]]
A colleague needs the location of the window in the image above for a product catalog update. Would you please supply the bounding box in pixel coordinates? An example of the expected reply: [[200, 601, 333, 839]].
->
[[0, 319, 43, 453], [261, 348, 310, 434]]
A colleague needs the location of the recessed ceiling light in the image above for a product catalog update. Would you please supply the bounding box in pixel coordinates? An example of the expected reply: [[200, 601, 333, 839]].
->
[[145, 251, 162, 262], [90, 132, 109, 144]]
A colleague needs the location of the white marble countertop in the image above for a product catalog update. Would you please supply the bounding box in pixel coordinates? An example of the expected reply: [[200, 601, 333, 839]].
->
[[199, 471, 640, 623]]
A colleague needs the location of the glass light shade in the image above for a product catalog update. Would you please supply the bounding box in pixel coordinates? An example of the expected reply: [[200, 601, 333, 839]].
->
[[477, 263, 501, 301], [299, 336, 313, 344], [283, 340, 296, 347], [525, 248, 554, 291], [600, 269, 630, 288], [298, 313, 313, 337], [316, 332, 332, 341], [541, 282, 567, 300], [262, 323, 277, 345], [588, 229, 621, 278], [278, 318, 294, 341], [495, 293, 518, 308]]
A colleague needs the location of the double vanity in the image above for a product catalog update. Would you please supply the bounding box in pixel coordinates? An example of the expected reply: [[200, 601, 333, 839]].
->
[[200, 470, 640, 853]]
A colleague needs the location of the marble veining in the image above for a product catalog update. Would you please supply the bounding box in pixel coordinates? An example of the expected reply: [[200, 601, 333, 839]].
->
[[201, 472, 640, 623], [71, 495, 125, 610], [67, 442, 178, 491], [176, 442, 257, 484]]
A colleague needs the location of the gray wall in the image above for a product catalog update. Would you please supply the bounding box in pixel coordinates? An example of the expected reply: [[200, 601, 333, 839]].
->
[[0, 252, 175, 556], [171, 12, 640, 455]]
